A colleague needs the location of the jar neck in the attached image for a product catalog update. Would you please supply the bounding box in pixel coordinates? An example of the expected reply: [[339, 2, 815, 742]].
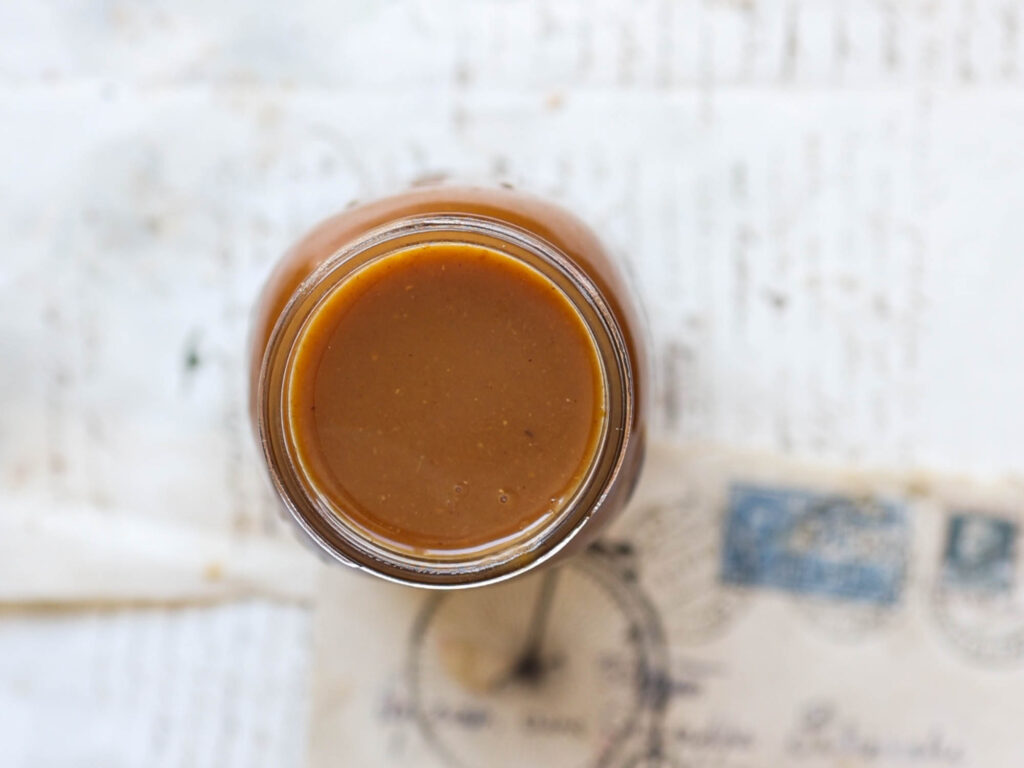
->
[[256, 214, 635, 587]]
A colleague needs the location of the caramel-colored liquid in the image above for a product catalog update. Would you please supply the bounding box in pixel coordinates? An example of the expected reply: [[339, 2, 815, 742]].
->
[[286, 242, 605, 553]]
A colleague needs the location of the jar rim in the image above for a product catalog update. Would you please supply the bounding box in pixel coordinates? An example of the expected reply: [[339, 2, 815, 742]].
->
[[256, 213, 636, 588]]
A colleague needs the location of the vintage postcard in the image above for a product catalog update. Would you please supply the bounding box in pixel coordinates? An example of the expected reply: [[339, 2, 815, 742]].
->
[[307, 442, 1024, 768]]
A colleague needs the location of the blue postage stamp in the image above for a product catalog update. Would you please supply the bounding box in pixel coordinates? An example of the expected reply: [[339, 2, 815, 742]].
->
[[721, 484, 908, 605], [941, 513, 1016, 594]]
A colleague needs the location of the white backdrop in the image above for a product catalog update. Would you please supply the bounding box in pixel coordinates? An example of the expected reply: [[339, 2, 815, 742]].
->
[[2, 1, 1023, 765]]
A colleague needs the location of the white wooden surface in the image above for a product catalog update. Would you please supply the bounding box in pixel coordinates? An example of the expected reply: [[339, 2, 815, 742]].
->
[[2, 0, 1023, 765]]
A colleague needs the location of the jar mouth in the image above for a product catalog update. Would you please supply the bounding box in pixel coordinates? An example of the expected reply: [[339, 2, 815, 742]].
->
[[257, 214, 635, 588]]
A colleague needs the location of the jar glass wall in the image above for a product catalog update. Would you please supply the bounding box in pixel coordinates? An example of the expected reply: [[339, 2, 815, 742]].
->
[[250, 185, 647, 587]]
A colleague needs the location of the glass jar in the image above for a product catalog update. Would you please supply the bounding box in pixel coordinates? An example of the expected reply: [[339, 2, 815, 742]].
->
[[250, 184, 647, 587]]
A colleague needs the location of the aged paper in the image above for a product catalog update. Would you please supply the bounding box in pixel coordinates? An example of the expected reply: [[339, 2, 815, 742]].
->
[[309, 441, 1024, 768], [3, 0, 1024, 765], [5, 0, 1024, 606], [0, 601, 311, 766]]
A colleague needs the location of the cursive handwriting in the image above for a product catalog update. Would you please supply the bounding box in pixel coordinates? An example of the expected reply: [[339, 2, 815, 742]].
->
[[786, 701, 964, 764], [673, 718, 756, 753]]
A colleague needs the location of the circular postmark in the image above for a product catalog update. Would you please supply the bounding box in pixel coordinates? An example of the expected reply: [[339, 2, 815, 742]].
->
[[932, 584, 1024, 665], [793, 593, 906, 642], [407, 549, 670, 768], [626, 491, 749, 645]]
